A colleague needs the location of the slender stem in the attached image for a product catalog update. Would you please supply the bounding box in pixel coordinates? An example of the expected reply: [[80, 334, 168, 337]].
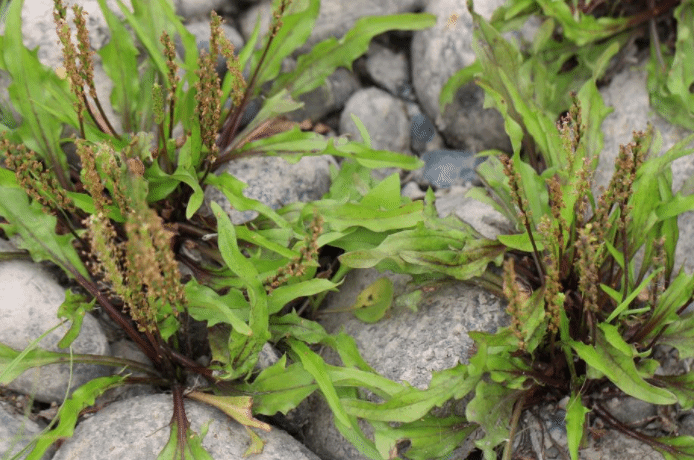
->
[[503, 390, 529, 460]]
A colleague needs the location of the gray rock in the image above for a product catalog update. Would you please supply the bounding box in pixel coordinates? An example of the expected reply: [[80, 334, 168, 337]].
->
[[411, 0, 511, 153], [305, 268, 509, 459], [420, 149, 483, 188], [0, 400, 53, 460], [51, 393, 322, 460], [434, 184, 513, 240], [410, 112, 437, 154], [364, 42, 409, 96], [287, 67, 362, 123], [202, 155, 336, 224], [340, 87, 411, 154], [0, 240, 111, 404]]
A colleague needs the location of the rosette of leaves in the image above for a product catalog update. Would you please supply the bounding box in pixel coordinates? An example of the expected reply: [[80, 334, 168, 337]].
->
[[438, 5, 694, 460]]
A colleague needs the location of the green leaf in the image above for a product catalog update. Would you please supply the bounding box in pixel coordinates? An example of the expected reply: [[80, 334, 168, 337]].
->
[[351, 277, 393, 323], [496, 232, 545, 252], [372, 415, 475, 460], [184, 279, 251, 332], [651, 435, 694, 460], [565, 392, 590, 460], [466, 380, 520, 459], [267, 278, 339, 315], [204, 173, 290, 229], [287, 339, 351, 427], [235, 355, 317, 416], [27, 375, 125, 459], [0, 187, 90, 279], [56, 291, 96, 349], [339, 364, 476, 423], [271, 12, 436, 99], [156, 419, 215, 460], [535, 0, 629, 46], [646, 0, 694, 130], [249, 0, 320, 94], [659, 311, 694, 360], [570, 325, 677, 405], [96, 0, 140, 131], [0, 0, 71, 183]]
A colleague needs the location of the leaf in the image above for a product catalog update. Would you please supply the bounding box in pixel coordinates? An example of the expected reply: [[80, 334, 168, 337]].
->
[[646, 0, 694, 130], [248, 0, 320, 93], [0, 187, 90, 279], [287, 339, 351, 428], [339, 364, 477, 423], [0, 0, 71, 181], [372, 415, 475, 460], [96, 0, 140, 130], [184, 279, 251, 331], [570, 325, 677, 405], [272, 12, 436, 99], [267, 278, 339, 314], [27, 375, 125, 459], [57, 291, 96, 349], [466, 380, 520, 460], [156, 419, 215, 460], [186, 391, 271, 431], [351, 277, 393, 323], [235, 355, 317, 415], [565, 392, 590, 460]]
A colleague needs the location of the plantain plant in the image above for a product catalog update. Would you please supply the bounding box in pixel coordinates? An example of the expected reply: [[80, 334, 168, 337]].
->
[[432, 3, 694, 459]]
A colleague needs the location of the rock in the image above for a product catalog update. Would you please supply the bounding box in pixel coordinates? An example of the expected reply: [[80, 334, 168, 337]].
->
[[411, 0, 511, 153], [202, 155, 336, 224], [51, 393, 322, 460], [340, 87, 411, 154], [0, 239, 111, 404], [0, 400, 54, 460], [304, 268, 509, 459]]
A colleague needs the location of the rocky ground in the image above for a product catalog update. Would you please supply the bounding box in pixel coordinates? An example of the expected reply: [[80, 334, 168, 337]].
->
[[1, 0, 694, 459]]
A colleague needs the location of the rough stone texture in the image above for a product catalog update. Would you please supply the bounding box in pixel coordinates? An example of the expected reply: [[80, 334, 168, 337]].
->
[[411, 0, 511, 153], [0, 239, 111, 404], [286, 67, 362, 124], [434, 184, 513, 240], [0, 401, 53, 460], [304, 268, 509, 459], [51, 393, 322, 460], [365, 42, 409, 96], [202, 155, 337, 224], [339, 87, 411, 154]]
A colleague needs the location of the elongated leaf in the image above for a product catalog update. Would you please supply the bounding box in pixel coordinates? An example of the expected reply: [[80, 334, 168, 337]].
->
[[372, 415, 475, 460], [272, 13, 435, 99], [184, 279, 251, 331], [287, 339, 351, 428], [0, 187, 89, 279], [237, 355, 317, 415], [249, 0, 320, 94], [570, 325, 677, 404], [565, 392, 590, 460], [267, 278, 339, 314], [27, 375, 125, 459]]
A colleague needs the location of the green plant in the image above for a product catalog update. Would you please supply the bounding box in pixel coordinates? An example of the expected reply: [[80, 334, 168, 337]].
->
[[433, 3, 694, 459], [0, 0, 499, 458]]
